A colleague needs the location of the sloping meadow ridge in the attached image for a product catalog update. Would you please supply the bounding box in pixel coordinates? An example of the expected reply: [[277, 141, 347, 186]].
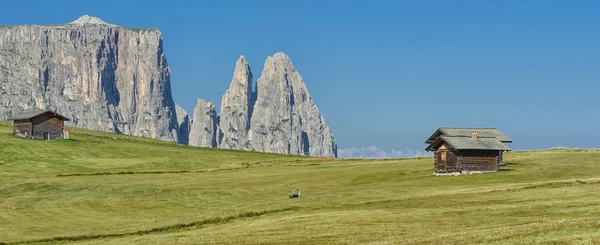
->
[[1, 121, 600, 244]]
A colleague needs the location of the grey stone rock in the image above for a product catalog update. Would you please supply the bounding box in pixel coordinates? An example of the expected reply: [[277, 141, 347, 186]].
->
[[189, 98, 218, 148], [249, 52, 337, 157], [0, 15, 178, 142], [0, 16, 337, 157], [218, 55, 254, 150], [175, 104, 190, 144], [70, 15, 117, 26]]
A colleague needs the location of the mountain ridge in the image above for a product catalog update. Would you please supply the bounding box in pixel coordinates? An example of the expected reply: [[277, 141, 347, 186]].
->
[[0, 15, 337, 157], [187, 52, 337, 157]]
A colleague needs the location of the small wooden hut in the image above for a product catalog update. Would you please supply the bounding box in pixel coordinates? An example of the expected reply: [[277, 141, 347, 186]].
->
[[9, 110, 70, 140], [425, 128, 512, 174]]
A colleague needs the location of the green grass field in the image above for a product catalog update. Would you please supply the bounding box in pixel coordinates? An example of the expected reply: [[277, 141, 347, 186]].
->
[[1, 120, 599, 244]]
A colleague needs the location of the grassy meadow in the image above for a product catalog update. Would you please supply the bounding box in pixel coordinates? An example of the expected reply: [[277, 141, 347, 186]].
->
[[1, 120, 600, 244]]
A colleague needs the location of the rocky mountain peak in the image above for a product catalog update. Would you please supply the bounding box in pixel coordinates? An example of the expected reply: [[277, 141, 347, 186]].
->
[[231, 56, 252, 89], [70, 15, 116, 26], [271, 52, 291, 60], [191, 52, 336, 157], [248, 52, 337, 157], [263, 52, 297, 75], [218, 55, 254, 150], [189, 98, 218, 148]]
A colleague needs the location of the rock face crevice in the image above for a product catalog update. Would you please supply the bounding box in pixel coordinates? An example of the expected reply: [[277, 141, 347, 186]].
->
[[0, 15, 179, 142], [175, 104, 190, 145]]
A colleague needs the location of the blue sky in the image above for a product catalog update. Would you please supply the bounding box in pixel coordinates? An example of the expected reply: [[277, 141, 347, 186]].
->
[[1, 1, 599, 157]]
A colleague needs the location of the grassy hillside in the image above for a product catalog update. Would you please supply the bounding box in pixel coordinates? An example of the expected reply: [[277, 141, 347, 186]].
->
[[0, 121, 599, 244]]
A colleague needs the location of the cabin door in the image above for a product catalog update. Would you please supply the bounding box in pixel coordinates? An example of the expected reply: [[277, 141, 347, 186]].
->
[[44, 132, 49, 141], [441, 151, 447, 167], [436, 150, 447, 171], [436, 144, 449, 171]]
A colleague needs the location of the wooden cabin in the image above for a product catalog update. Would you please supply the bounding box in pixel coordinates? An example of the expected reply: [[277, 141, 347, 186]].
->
[[424, 128, 512, 174], [9, 110, 70, 140]]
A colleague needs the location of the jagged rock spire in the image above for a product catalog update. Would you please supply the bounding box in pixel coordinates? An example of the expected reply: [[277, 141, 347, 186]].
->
[[218, 55, 254, 150], [249, 52, 337, 157], [189, 98, 218, 148], [185, 52, 337, 157]]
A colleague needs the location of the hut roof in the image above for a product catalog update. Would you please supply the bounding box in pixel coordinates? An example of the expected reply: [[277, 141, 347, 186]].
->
[[426, 136, 512, 151], [425, 128, 512, 144], [9, 110, 70, 121]]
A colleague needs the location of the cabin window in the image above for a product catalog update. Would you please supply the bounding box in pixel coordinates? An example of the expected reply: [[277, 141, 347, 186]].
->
[[441, 151, 447, 161]]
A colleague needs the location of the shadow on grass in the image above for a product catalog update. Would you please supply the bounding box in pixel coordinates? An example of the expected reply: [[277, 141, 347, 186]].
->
[[500, 162, 518, 172], [60, 139, 80, 143]]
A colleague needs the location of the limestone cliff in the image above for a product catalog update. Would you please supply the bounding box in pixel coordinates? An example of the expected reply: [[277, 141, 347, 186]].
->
[[249, 53, 337, 157], [0, 16, 337, 156], [218, 56, 254, 150], [189, 98, 218, 148], [191, 53, 337, 157], [0, 15, 178, 141], [175, 104, 190, 145]]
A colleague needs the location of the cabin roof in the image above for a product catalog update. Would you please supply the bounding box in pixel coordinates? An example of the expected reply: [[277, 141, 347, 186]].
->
[[426, 136, 512, 151], [425, 127, 512, 144], [9, 110, 70, 121]]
